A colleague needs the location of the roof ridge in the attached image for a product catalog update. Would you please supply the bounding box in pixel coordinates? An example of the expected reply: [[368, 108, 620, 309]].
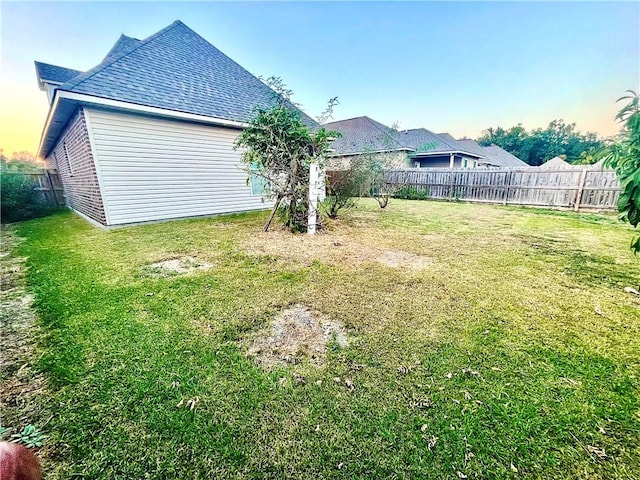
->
[[59, 20, 183, 92], [430, 129, 482, 156], [325, 115, 370, 125], [363, 116, 406, 150]]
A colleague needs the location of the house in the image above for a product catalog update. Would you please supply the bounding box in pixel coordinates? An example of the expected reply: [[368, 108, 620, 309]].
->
[[35, 20, 315, 227], [325, 116, 484, 169], [540, 156, 572, 169], [399, 129, 484, 168], [456, 139, 528, 167], [324, 116, 413, 169]]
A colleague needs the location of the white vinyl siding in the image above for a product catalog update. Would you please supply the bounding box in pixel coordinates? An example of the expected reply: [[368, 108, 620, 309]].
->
[[85, 108, 271, 225]]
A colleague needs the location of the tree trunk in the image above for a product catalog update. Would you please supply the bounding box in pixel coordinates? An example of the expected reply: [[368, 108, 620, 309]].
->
[[263, 195, 283, 232]]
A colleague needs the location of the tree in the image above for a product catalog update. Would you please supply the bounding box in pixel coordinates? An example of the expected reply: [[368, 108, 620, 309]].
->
[[602, 90, 640, 254], [234, 78, 338, 233], [322, 159, 369, 219], [0, 150, 42, 172], [477, 120, 604, 166]]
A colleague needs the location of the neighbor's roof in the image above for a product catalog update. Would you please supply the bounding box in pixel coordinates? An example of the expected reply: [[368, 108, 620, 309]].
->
[[481, 145, 528, 167], [34, 61, 82, 87], [401, 129, 483, 158], [326, 117, 482, 157], [540, 156, 572, 169], [456, 138, 486, 157], [437, 132, 457, 142], [55, 20, 315, 126], [324, 116, 410, 155]]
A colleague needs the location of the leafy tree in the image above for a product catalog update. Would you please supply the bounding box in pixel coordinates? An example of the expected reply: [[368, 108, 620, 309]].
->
[[477, 120, 604, 166], [323, 160, 369, 219], [234, 78, 338, 232], [1, 149, 42, 172], [602, 90, 640, 254]]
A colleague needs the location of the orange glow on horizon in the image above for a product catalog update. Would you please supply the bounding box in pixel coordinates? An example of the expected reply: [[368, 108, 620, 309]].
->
[[1, 80, 49, 158]]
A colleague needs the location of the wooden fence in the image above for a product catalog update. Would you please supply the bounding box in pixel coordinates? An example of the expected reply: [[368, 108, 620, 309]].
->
[[2, 170, 65, 207], [383, 167, 621, 211]]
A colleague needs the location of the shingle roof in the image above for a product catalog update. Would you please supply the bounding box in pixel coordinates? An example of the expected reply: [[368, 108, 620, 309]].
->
[[540, 156, 572, 169], [456, 138, 486, 157], [325, 118, 484, 157], [400, 129, 458, 153], [324, 116, 410, 155], [57, 20, 315, 126], [482, 145, 528, 167], [437, 132, 457, 142], [34, 61, 82, 86], [102, 34, 141, 62], [400, 129, 483, 157]]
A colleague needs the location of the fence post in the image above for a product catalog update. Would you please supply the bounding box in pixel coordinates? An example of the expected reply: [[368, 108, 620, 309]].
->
[[448, 169, 455, 200], [574, 167, 587, 212], [503, 170, 512, 206], [45, 170, 61, 207]]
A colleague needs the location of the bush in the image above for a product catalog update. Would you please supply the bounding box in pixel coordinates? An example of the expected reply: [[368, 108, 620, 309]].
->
[[393, 186, 430, 200], [1, 173, 58, 223]]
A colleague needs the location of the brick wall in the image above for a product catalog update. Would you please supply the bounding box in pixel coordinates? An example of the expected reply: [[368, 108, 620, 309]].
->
[[47, 109, 107, 225]]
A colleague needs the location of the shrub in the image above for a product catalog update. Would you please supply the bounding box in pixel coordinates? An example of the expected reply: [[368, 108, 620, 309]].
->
[[393, 186, 430, 200], [1, 173, 58, 223]]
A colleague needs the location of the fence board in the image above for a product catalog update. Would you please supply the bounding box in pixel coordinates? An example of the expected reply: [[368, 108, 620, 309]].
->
[[2, 170, 65, 207], [382, 167, 621, 211]]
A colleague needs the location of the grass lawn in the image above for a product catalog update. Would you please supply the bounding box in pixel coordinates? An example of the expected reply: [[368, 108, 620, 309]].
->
[[7, 199, 640, 479]]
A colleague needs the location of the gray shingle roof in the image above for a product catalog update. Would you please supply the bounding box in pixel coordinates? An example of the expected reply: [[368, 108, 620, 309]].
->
[[325, 117, 485, 157], [102, 34, 141, 62], [482, 145, 528, 167], [401, 129, 481, 157], [456, 138, 486, 157], [437, 132, 456, 142], [57, 20, 315, 126], [324, 116, 410, 155], [34, 61, 82, 85]]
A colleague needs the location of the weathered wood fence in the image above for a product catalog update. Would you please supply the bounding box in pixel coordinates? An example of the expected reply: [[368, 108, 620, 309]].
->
[[2, 170, 65, 207], [384, 167, 621, 211]]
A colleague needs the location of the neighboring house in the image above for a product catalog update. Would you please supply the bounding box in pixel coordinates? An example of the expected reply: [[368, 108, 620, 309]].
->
[[456, 139, 529, 167], [35, 20, 315, 227], [400, 129, 483, 168], [540, 156, 572, 169], [324, 116, 414, 169], [325, 116, 484, 169]]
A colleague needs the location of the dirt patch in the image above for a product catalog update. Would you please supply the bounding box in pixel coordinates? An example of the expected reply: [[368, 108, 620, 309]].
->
[[143, 256, 213, 277], [242, 230, 434, 271], [0, 227, 47, 432], [377, 250, 434, 269], [245, 305, 348, 369]]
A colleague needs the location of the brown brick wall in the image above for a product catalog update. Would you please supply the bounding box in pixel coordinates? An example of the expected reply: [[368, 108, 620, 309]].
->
[[46, 108, 107, 225]]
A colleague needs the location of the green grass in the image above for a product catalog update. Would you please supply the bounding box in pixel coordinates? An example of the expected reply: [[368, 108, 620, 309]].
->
[[13, 200, 640, 479]]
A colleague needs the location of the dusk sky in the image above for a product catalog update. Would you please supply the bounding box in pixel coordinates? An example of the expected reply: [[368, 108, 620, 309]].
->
[[1, 1, 638, 156]]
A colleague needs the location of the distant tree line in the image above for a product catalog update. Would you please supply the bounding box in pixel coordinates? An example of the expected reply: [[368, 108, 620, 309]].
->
[[476, 120, 605, 166], [1, 150, 43, 172]]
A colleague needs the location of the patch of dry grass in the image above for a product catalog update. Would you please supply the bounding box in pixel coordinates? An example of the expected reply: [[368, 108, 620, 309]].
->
[[0, 227, 47, 438], [244, 304, 348, 369]]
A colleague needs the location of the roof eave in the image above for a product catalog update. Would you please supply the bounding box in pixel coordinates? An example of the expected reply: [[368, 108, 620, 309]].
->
[[410, 150, 483, 159]]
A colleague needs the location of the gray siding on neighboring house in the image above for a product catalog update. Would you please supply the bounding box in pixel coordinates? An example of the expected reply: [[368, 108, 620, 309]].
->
[[85, 108, 272, 225], [47, 109, 107, 225]]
